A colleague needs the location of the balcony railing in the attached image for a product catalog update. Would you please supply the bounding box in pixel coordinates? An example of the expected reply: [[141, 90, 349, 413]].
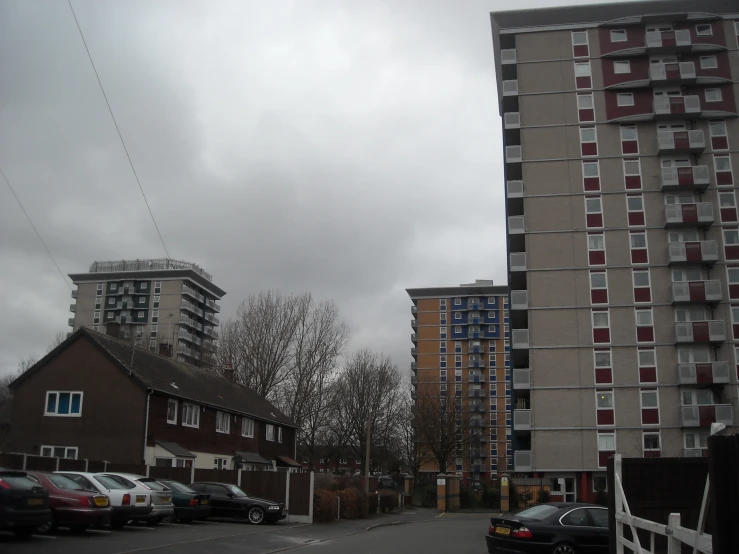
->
[[513, 368, 531, 390], [510, 253, 527, 272], [649, 61, 696, 84], [681, 404, 733, 427], [675, 320, 725, 344], [502, 80, 518, 96], [180, 298, 201, 315], [71, 290, 78, 299], [467, 373, 482, 383], [205, 298, 221, 313], [181, 284, 204, 303], [506, 146, 522, 163], [468, 389, 482, 398], [411, 361, 417, 371], [511, 329, 529, 349], [658, 130, 705, 154], [664, 203, 713, 227], [507, 180, 524, 198], [670, 280, 721, 304], [203, 326, 218, 339], [683, 448, 707, 458], [646, 29, 692, 51], [501, 49, 517, 64], [654, 95, 701, 119], [68, 318, 75, 327], [668, 241, 718, 265], [180, 315, 203, 332], [510, 290, 528, 310], [204, 312, 220, 326], [678, 361, 730, 385], [69, 304, 76, 313], [661, 166, 709, 191], [513, 409, 531, 432], [514, 450, 532, 472], [504, 112, 520, 129], [411, 306, 418, 314], [411, 348, 417, 356], [411, 333, 417, 342], [178, 328, 202, 346], [202, 339, 217, 352]]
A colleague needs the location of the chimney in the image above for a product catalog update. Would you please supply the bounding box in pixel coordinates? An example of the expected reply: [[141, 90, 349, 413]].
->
[[224, 364, 234, 382]]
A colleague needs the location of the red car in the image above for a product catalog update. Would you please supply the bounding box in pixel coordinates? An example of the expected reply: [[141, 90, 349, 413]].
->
[[26, 472, 113, 533]]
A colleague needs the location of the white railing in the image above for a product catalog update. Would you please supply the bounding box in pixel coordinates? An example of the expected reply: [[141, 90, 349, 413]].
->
[[507, 180, 524, 198], [502, 80, 518, 96], [513, 409, 531, 430], [89, 258, 213, 281], [512, 368, 530, 389], [654, 95, 701, 116], [511, 329, 529, 349], [500, 49, 517, 64], [505, 145, 522, 162], [510, 252, 526, 272], [504, 112, 520, 129], [649, 61, 696, 81], [508, 215, 525, 234], [657, 130, 705, 151], [614, 454, 712, 554], [511, 290, 528, 309]]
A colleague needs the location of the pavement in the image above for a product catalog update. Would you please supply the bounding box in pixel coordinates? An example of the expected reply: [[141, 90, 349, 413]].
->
[[0, 508, 496, 554]]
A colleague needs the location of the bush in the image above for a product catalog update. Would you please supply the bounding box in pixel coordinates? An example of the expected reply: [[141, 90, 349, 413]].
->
[[537, 488, 551, 504], [337, 488, 362, 519], [315, 473, 338, 491], [481, 485, 501, 509], [313, 489, 339, 522], [508, 483, 519, 510]]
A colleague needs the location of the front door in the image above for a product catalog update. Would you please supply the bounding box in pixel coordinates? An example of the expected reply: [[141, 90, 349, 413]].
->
[[564, 477, 577, 502]]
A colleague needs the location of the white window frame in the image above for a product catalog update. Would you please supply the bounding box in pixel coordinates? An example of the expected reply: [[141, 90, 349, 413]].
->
[[709, 120, 726, 139], [44, 391, 83, 417], [727, 266, 739, 286], [623, 158, 641, 178], [266, 423, 275, 441], [278, 427, 283, 443], [110, 283, 118, 291], [620, 125, 638, 142], [695, 23, 713, 36], [715, 155, 733, 175], [40, 446, 78, 459], [684, 431, 709, 450], [617, 93, 635, 107], [681, 389, 715, 406], [626, 194, 644, 215], [724, 228, 739, 246], [638, 348, 657, 373], [216, 411, 231, 434], [167, 398, 178, 424], [593, 349, 612, 369], [633, 269, 651, 290], [630, 231, 648, 256], [705, 88, 722, 103], [572, 30, 588, 47], [454, 298, 462, 306], [613, 60, 631, 74], [598, 433, 616, 451], [580, 126, 597, 145], [589, 271, 608, 300], [182, 402, 200, 428], [643, 431, 661, 452], [699, 56, 718, 70], [577, 93, 594, 110], [137, 311, 145, 318], [583, 161, 600, 179], [585, 196, 602, 214], [596, 390, 614, 410], [588, 233, 605, 256], [574, 61, 592, 78], [592, 310, 610, 330], [610, 29, 627, 42], [214, 457, 229, 470], [454, 312, 462, 320], [640, 389, 659, 410]]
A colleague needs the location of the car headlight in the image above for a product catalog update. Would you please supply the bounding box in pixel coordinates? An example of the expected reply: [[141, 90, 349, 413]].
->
[[268, 505, 280, 510]]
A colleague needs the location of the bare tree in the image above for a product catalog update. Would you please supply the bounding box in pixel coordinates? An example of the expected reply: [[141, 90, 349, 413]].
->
[[0, 355, 38, 401], [46, 332, 66, 353], [395, 383, 430, 477], [414, 386, 477, 474]]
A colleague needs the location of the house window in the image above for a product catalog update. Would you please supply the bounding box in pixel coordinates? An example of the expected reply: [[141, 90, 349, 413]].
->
[[597, 433, 616, 468], [623, 158, 642, 189], [709, 121, 728, 151], [630, 231, 648, 264], [154, 281, 161, 293], [572, 30, 589, 57], [588, 233, 606, 266], [138, 297, 146, 305], [626, 195, 645, 226], [594, 349, 612, 384], [589, 271, 608, 305], [214, 457, 229, 470], [440, 299, 446, 308], [582, 161, 600, 191], [633, 270, 652, 303], [278, 427, 283, 443], [216, 411, 231, 434], [153, 295, 160, 307], [596, 391, 614, 425], [641, 390, 660, 425], [700, 56, 718, 70], [613, 60, 631, 74], [585, 196, 603, 228], [728, 267, 739, 300], [685, 431, 709, 451], [574, 61, 592, 89], [40, 446, 78, 459], [638, 348, 657, 383], [577, 93, 595, 123], [167, 398, 178, 424], [182, 403, 200, 428], [454, 298, 461, 306], [617, 93, 634, 107], [454, 326, 462, 334], [266, 424, 275, 441], [715, 155, 734, 186], [455, 341, 462, 353], [682, 389, 715, 406], [695, 23, 713, 36], [141, 282, 148, 290], [45, 391, 83, 417], [580, 126, 597, 157], [454, 312, 462, 320], [643, 432, 661, 454], [610, 29, 627, 42], [705, 89, 722, 103], [137, 311, 145, 318], [592, 310, 610, 344], [110, 283, 118, 291], [440, 327, 447, 339], [97, 283, 104, 293], [108, 298, 115, 305]]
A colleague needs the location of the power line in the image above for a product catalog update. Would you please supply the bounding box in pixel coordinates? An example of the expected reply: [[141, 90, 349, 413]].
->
[[0, 166, 72, 291], [66, 0, 171, 260]]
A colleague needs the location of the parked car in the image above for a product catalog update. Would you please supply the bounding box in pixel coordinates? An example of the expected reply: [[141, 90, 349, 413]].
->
[[25, 472, 112, 533], [156, 479, 211, 522], [0, 469, 51, 537], [56, 472, 152, 529], [189, 482, 287, 524], [486, 502, 609, 554], [101, 473, 174, 524]]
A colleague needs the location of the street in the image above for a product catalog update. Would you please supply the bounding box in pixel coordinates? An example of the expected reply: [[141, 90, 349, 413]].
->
[[0, 513, 492, 554]]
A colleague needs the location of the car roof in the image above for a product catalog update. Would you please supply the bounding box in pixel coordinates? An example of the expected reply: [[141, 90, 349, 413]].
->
[[101, 472, 146, 479], [191, 481, 235, 486], [545, 502, 604, 509]]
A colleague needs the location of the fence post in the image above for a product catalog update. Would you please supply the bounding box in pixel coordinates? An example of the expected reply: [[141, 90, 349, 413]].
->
[[190, 465, 195, 485], [308, 472, 314, 524], [103, 460, 108, 472], [708, 426, 738, 554], [55, 457, 60, 471], [84, 459, 89, 472], [667, 513, 681, 554], [145, 464, 150, 477], [337, 496, 341, 521], [22, 453, 27, 470], [376, 490, 380, 515], [285, 470, 291, 512], [614, 456, 624, 554], [237, 468, 242, 487]]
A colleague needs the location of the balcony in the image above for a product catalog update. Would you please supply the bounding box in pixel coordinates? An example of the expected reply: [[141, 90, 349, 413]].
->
[[411, 319, 418, 329], [468, 389, 482, 398], [678, 362, 730, 385], [513, 409, 531, 432], [506, 146, 522, 163], [181, 284, 204, 303], [205, 298, 221, 313], [411, 333, 417, 342], [411, 348, 417, 356], [654, 96, 701, 120], [510, 290, 528, 310], [668, 241, 718, 266], [650, 61, 696, 85], [681, 404, 733, 427], [180, 298, 201, 315], [514, 450, 532, 472], [501, 49, 516, 64], [504, 112, 520, 129], [69, 304, 76, 313], [513, 368, 530, 390], [71, 290, 78, 299], [104, 303, 123, 311], [203, 326, 218, 339], [675, 321, 725, 344], [470, 343, 483, 354], [202, 339, 217, 352], [664, 203, 713, 228], [508, 216, 525, 234], [204, 312, 220, 326], [178, 328, 202, 346], [511, 329, 529, 349], [411, 306, 418, 314], [658, 130, 705, 154], [68, 318, 75, 327], [471, 403, 486, 414], [502, 80, 518, 96], [646, 29, 692, 53], [179, 315, 203, 332], [469, 359, 484, 369], [411, 361, 417, 371], [661, 166, 709, 191], [468, 300, 482, 311], [510, 253, 526, 272], [177, 344, 201, 360], [468, 373, 482, 383], [671, 280, 721, 304], [507, 180, 523, 198]]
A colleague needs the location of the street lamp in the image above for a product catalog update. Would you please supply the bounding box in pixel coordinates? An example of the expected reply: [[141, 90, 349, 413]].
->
[[364, 411, 385, 499]]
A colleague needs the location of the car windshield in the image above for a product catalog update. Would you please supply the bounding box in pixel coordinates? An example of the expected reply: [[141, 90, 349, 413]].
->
[[63, 474, 97, 491], [515, 505, 561, 520], [0, 474, 39, 490], [227, 484, 248, 497], [47, 474, 86, 490], [95, 475, 135, 490], [138, 478, 170, 491], [165, 481, 196, 494]]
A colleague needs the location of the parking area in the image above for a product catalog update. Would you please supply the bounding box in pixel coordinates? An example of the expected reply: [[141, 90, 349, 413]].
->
[[0, 518, 311, 554]]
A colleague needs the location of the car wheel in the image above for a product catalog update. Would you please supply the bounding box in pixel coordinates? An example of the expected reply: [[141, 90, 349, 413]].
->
[[247, 506, 265, 524], [553, 544, 577, 554], [13, 526, 36, 538], [37, 515, 56, 534]]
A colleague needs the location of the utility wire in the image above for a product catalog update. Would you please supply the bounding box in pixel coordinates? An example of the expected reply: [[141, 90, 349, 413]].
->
[[0, 166, 72, 291], [67, 0, 171, 260]]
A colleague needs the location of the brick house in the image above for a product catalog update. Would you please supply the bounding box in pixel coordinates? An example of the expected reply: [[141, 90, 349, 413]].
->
[[6, 328, 301, 471]]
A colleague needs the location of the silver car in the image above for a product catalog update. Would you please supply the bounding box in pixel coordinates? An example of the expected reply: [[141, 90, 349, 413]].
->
[[101, 474, 175, 524]]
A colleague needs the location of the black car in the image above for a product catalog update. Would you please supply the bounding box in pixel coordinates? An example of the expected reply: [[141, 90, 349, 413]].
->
[[189, 482, 287, 524], [0, 469, 52, 537], [157, 480, 211, 522], [486, 502, 609, 554]]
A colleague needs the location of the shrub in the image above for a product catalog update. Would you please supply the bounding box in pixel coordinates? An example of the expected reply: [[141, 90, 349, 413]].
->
[[508, 483, 519, 510], [537, 488, 551, 504], [481, 485, 501, 509], [337, 488, 362, 519], [314, 473, 338, 491], [313, 489, 339, 522]]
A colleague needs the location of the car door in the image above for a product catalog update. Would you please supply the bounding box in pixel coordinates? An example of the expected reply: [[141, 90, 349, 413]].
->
[[205, 484, 233, 516], [559, 508, 602, 553], [587, 507, 610, 552]]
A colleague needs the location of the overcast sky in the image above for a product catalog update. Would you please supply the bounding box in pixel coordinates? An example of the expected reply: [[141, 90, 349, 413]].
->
[[0, 0, 623, 378]]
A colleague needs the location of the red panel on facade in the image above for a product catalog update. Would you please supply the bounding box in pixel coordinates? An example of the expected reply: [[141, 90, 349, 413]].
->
[[689, 84, 737, 116], [631, 249, 647, 264], [602, 57, 649, 88], [579, 108, 595, 123], [692, 322, 709, 342], [621, 140, 638, 154], [661, 31, 677, 48], [593, 328, 610, 343], [586, 214, 603, 228], [689, 51, 732, 82], [591, 289, 608, 304], [628, 212, 645, 226], [597, 410, 614, 425], [673, 132, 690, 150], [581, 143, 598, 157], [733, 324, 739, 340], [598, 451, 614, 468], [695, 364, 713, 385], [641, 408, 659, 425], [712, 137, 729, 151], [685, 243, 702, 262], [639, 367, 657, 383], [682, 204, 698, 223], [679, 21, 727, 49], [604, 90, 653, 122], [634, 288, 651, 303], [716, 171, 734, 186], [595, 367, 612, 384], [721, 207, 738, 222], [677, 167, 696, 186], [729, 284, 739, 299], [725, 245, 739, 261], [597, 26, 645, 56], [698, 406, 715, 427], [636, 326, 654, 342], [573, 44, 589, 58], [583, 177, 600, 191], [689, 282, 706, 302], [625, 175, 642, 190], [576, 76, 592, 90]]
